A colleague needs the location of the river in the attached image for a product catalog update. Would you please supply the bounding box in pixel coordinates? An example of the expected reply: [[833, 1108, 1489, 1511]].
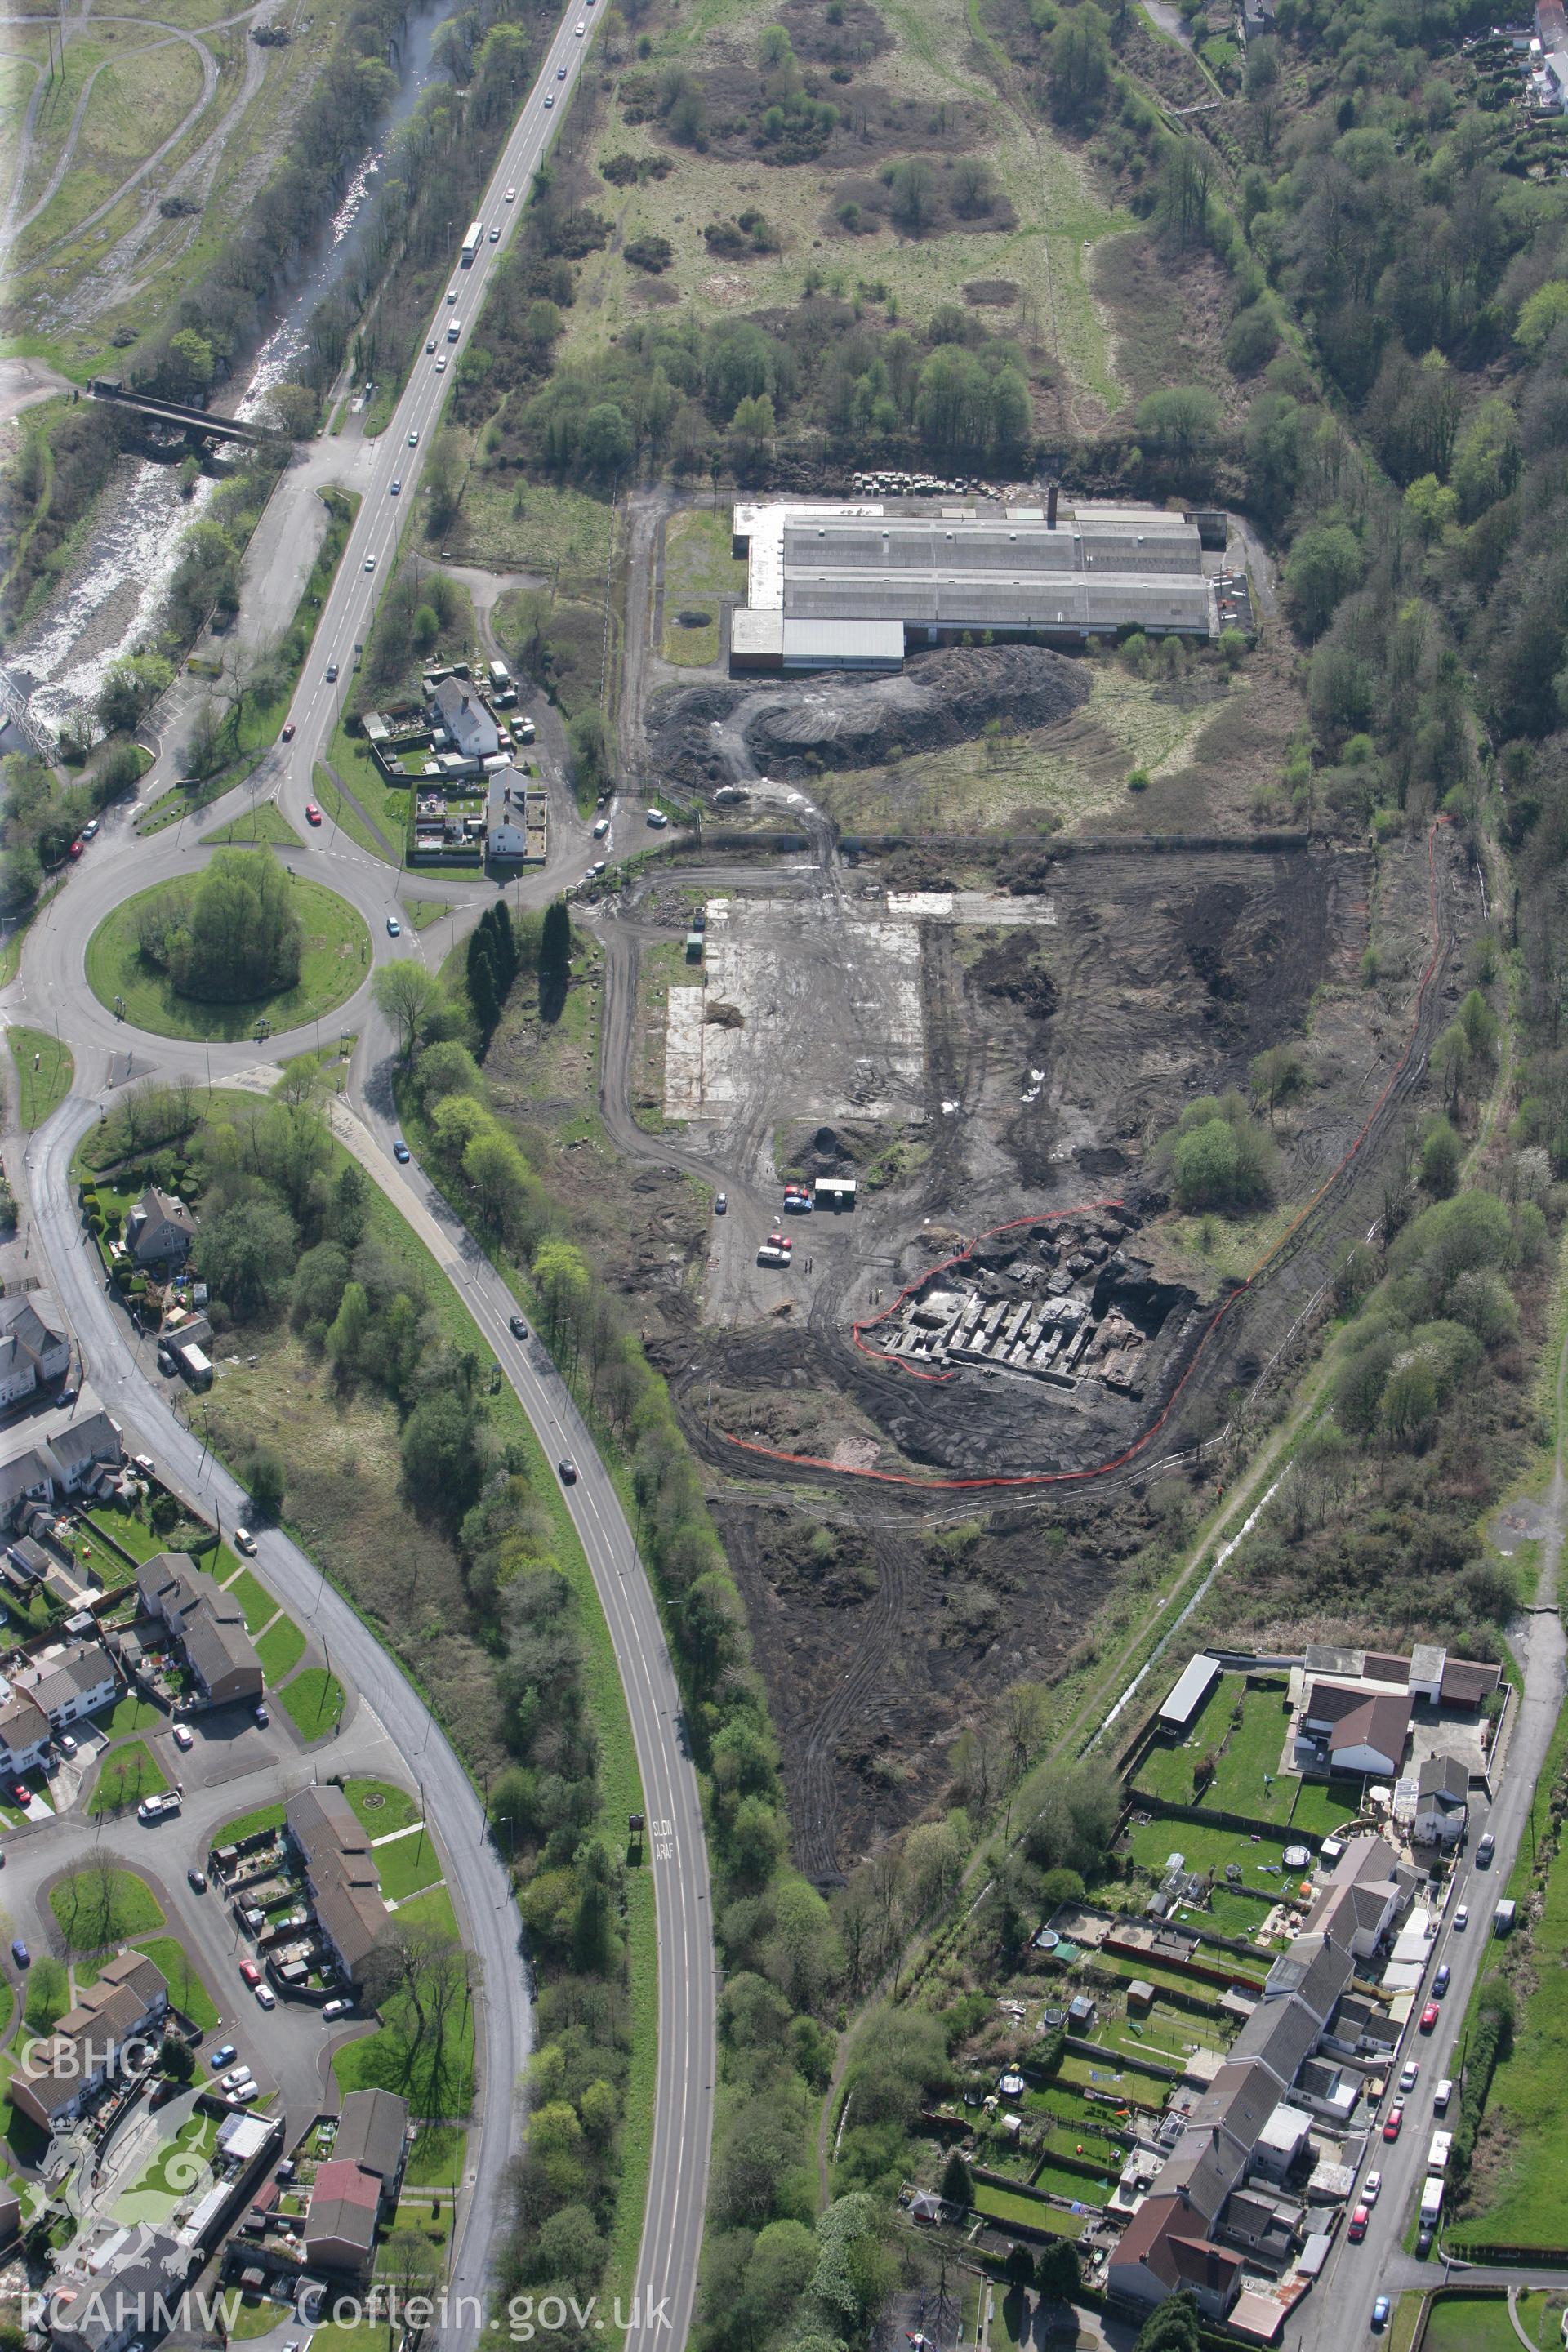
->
[[14, 0, 451, 735]]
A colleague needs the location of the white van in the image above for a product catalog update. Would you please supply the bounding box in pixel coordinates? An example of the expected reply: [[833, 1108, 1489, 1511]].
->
[[1433, 2078, 1454, 2115]]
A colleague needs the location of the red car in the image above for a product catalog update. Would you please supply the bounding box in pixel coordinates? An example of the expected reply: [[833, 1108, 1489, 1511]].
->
[[1420, 2001, 1440, 2032], [11, 1784, 29, 1806], [281, 721, 296, 742], [67, 840, 82, 860], [1383, 2103, 1404, 2140], [305, 803, 322, 826], [238, 1959, 261, 1988], [1348, 2204, 1370, 2242]]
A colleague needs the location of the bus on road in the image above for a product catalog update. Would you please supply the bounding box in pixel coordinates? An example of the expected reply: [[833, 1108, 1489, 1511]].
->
[[460, 220, 483, 265]]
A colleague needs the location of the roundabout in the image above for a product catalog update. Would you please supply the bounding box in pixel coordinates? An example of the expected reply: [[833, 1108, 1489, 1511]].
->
[[83, 856, 372, 1044]]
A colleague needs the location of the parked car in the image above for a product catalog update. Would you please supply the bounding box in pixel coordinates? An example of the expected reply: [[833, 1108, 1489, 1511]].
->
[[322, 1998, 352, 2020], [593, 817, 610, 838], [386, 914, 401, 935], [10, 1941, 28, 1969], [221, 2066, 252, 2091], [1420, 2000, 1441, 2031], [1372, 2298, 1390, 2332], [1362, 2171, 1382, 2204], [393, 1140, 412, 1164], [1454, 1904, 1468, 1931], [68, 840, 82, 860], [254, 1984, 276, 2010], [230, 2077, 263, 2097], [82, 819, 100, 840], [1477, 1830, 1495, 1864], [12, 1784, 31, 1807], [239, 1961, 261, 1988], [1417, 2230, 1434, 2260], [1348, 2205, 1369, 2242], [234, 1527, 256, 1555], [559, 1459, 578, 1485], [1434, 1963, 1450, 1996], [715, 1192, 727, 1214], [173, 1725, 194, 1752], [57, 1733, 77, 1758], [1434, 2078, 1453, 2114], [208, 2042, 237, 2069], [188, 1865, 207, 1893], [1399, 2060, 1419, 2091], [254, 1704, 270, 1728], [1383, 2102, 1404, 2140]]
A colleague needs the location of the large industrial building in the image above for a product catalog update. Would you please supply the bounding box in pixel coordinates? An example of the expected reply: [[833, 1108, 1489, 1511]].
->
[[729, 497, 1233, 672]]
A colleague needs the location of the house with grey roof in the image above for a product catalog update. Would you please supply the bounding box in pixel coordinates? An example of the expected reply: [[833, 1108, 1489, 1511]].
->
[[46, 1409, 123, 1494], [125, 1187, 197, 1270], [0, 1445, 55, 1527], [430, 676, 499, 762], [136, 1552, 262, 1707], [1414, 1753, 1470, 1846]]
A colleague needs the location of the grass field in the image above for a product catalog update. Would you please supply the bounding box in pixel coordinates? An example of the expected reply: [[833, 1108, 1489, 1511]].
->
[[104, 1690, 162, 1736], [87, 1738, 169, 1815], [375, 1826, 444, 1905], [84, 870, 371, 1041], [659, 508, 746, 666], [333, 1954, 474, 2119], [256, 1614, 306, 1682], [136, 1936, 220, 2029], [321, 719, 412, 864], [972, 2182, 1088, 2238], [200, 802, 303, 849], [403, 2123, 466, 2188], [277, 1665, 345, 1739], [1421, 2300, 1530, 2352], [1122, 1812, 1296, 1895], [345, 1778, 421, 1837], [9, 1025, 74, 1129], [812, 666, 1228, 836], [213, 1800, 285, 1846], [224, 1567, 278, 1631], [51, 1864, 164, 1952], [1460, 1800, 1568, 2247], [7, 0, 365, 382], [556, 0, 1127, 418]]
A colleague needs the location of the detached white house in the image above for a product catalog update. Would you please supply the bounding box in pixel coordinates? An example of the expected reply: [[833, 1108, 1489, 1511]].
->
[[432, 677, 499, 762], [486, 767, 531, 858], [1294, 1682, 1410, 1779], [1414, 1753, 1469, 1846]]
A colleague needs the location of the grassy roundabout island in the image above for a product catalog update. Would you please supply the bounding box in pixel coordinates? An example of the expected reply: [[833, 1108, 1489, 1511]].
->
[[86, 852, 372, 1042]]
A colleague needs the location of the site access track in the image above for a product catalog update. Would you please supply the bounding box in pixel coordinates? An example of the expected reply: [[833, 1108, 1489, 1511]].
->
[[704, 815, 1463, 1495]]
